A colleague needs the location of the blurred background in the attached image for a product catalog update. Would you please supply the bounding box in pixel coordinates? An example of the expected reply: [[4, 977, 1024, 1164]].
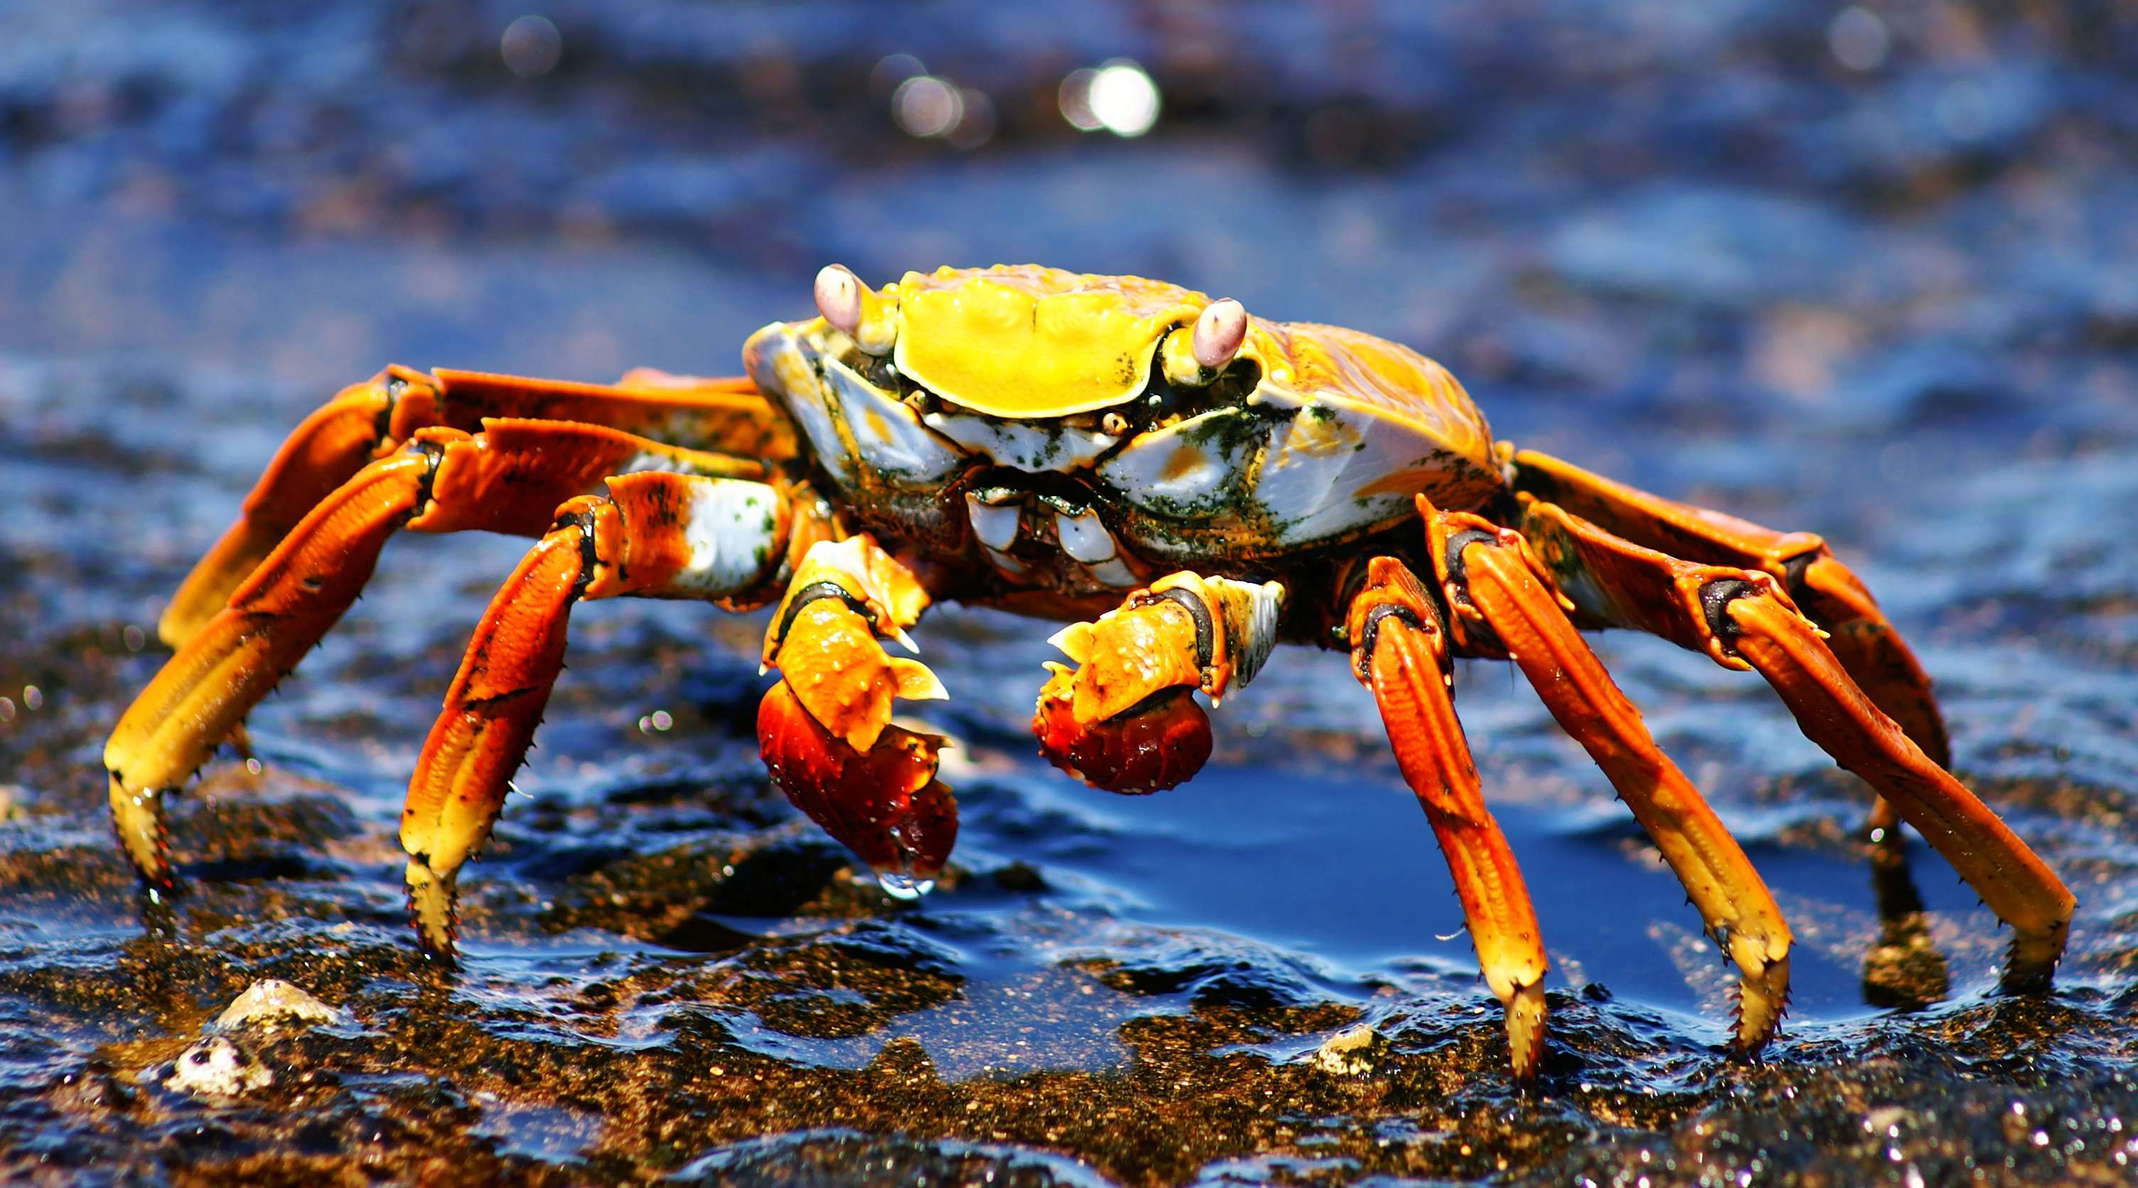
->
[[0, 2, 2134, 1183]]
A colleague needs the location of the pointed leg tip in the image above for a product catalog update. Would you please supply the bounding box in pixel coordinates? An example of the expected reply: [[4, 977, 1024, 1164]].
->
[[404, 860, 462, 964], [1505, 980, 1548, 1082], [106, 771, 176, 888], [1998, 922, 2069, 996], [1727, 946, 1791, 1053], [1731, 990, 1789, 1057]]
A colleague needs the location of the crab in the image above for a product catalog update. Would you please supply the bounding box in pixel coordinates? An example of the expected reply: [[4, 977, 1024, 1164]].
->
[[104, 264, 2072, 1078]]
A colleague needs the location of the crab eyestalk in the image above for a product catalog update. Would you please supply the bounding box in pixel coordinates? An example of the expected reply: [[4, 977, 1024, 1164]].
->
[[1160, 297, 1248, 387], [813, 264, 899, 356]]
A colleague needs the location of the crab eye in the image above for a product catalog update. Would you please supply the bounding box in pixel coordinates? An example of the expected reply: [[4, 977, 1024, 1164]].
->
[[814, 264, 865, 336], [1192, 298, 1248, 371], [813, 263, 898, 356]]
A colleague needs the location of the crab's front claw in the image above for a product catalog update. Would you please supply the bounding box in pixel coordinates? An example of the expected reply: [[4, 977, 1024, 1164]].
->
[[758, 681, 956, 891], [768, 582, 943, 754], [1030, 572, 1281, 794], [757, 536, 951, 889], [1033, 664, 1212, 794]]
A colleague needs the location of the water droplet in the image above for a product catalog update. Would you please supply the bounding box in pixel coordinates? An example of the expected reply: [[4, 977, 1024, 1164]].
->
[[874, 869, 934, 900]]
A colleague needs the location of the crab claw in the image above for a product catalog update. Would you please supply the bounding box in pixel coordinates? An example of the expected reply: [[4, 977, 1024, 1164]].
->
[[1032, 586, 1221, 793], [757, 536, 950, 889], [772, 595, 944, 754], [1034, 664, 1212, 794], [758, 681, 957, 890]]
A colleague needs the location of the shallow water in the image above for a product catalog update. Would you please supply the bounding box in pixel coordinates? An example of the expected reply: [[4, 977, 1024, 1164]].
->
[[2, 2, 2135, 1183]]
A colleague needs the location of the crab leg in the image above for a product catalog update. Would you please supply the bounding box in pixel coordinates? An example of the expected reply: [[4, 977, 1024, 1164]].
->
[[1418, 503, 1794, 1051], [1032, 572, 1285, 795], [160, 366, 791, 648], [1724, 595, 2072, 988], [1346, 558, 1549, 1079], [754, 537, 956, 892], [1513, 496, 2073, 991], [106, 419, 767, 894], [1510, 448, 1950, 777], [404, 469, 827, 954]]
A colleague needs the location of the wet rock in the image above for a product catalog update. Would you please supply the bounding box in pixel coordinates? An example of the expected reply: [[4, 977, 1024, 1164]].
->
[[704, 837, 852, 917], [1311, 1022, 1383, 1077], [212, 978, 341, 1031], [164, 1034, 271, 1098], [673, 1129, 1115, 1187]]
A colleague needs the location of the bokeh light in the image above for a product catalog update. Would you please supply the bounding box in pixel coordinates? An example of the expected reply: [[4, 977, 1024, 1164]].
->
[[1058, 59, 1160, 137], [890, 70, 994, 149], [1828, 6, 1889, 72], [892, 74, 962, 139], [499, 14, 562, 79]]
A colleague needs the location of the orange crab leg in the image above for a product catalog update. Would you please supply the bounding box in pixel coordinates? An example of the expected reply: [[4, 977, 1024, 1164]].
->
[[106, 419, 764, 893], [160, 366, 791, 648], [1722, 594, 2072, 989], [1033, 573, 1284, 795], [1345, 558, 1548, 1079], [1512, 497, 2073, 992], [1420, 505, 1793, 1051], [400, 521, 587, 951], [158, 367, 412, 649], [755, 537, 956, 891], [1510, 448, 1950, 770], [403, 470, 825, 954]]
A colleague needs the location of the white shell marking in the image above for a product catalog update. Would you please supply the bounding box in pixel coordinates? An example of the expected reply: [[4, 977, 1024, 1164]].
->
[[669, 480, 781, 595], [965, 493, 1023, 550], [1085, 557, 1140, 588], [822, 358, 962, 482], [1055, 510, 1118, 563], [923, 412, 1119, 472], [1097, 407, 1254, 517], [746, 325, 853, 487], [1254, 404, 1422, 546], [984, 546, 1031, 577]]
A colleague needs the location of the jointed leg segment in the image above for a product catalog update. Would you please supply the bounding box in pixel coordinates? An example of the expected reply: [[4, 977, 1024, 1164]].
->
[[1418, 505, 1794, 1050], [1346, 559, 1550, 1078], [158, 366, 792, 649], [1721, 594, 2072, 987], [1511, 447, 1952, 846], [107, 413, 798, 911], [1507, 487, 2072, 991], [404, 467, 823, 953]]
